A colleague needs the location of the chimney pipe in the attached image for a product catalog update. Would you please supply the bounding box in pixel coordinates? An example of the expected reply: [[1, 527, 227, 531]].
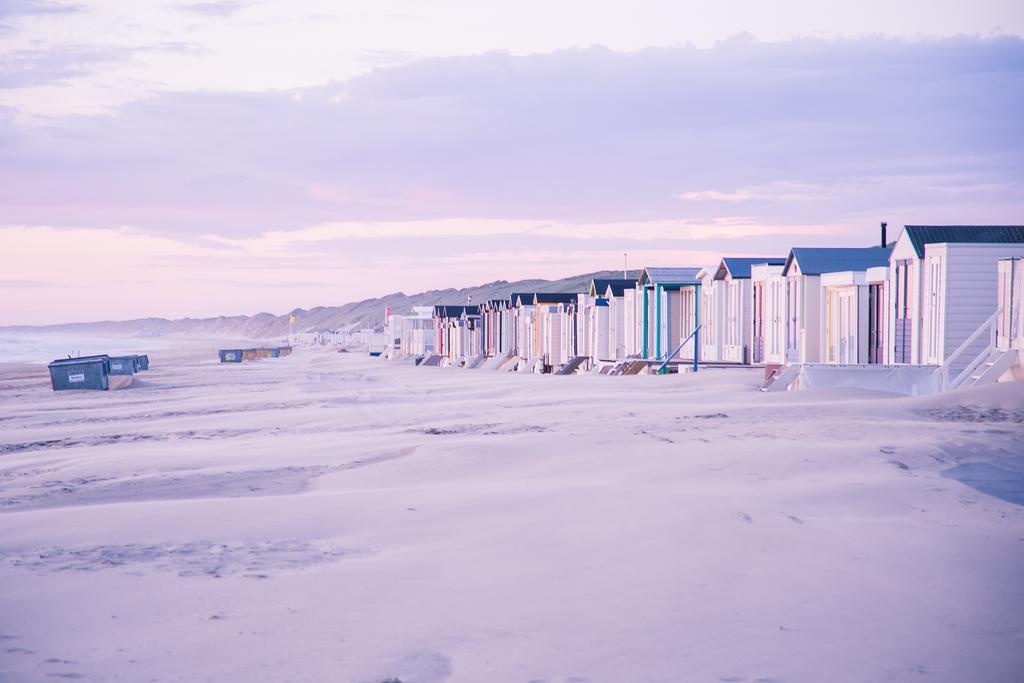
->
[[881, 221, 887, 248]]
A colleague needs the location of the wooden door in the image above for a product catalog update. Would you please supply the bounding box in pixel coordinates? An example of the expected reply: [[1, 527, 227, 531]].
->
[[838, 288, 856, 363], [893, 259, 912, 363], [926, 257, 942, 364], [868, 283, 883, 364], [752, 281, 764, 363], [786, 277, 800, 362]]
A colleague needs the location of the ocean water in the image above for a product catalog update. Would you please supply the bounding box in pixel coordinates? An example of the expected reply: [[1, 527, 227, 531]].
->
[[0, 332, 180, 364]]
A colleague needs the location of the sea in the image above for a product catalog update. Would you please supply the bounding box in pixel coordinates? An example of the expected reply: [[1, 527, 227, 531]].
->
[[0, 331, 182, 364]]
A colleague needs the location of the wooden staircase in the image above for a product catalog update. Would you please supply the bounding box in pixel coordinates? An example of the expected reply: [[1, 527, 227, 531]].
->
[[938, 308, 1014, 391], [962, 348, 1016, 389], [555, 356, 588, 375]]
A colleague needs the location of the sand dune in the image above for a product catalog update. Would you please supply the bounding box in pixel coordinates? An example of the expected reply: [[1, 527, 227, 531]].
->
[[1, 348, 1023, 682]]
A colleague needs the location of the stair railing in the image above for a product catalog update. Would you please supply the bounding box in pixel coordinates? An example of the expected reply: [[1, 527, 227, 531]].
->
[[658, 325, 702, 375], [937, 308, 1001, 391]]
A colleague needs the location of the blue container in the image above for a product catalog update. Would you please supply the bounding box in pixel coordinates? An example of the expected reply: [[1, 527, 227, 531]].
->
[[219, 349, 243, 363], [48, 356, 110, 391], [108, 356, 136, 376], [137, 354, 149, 371], [268, 348, 281, 358]]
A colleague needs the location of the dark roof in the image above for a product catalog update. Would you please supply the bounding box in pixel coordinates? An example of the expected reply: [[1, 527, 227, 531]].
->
[[605, 281, 637, 296], [783, 247, 893, 276], [535, 292, 578, 304], [902, 225, 1024, 258], [510, 292, 537, 306], [433, 305, 480, 317], [715, 257, 787, 280], [591, 278, 637, 296]]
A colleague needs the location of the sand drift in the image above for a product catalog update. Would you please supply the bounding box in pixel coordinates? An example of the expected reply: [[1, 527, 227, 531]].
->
[[1, 347, 1023, 682]]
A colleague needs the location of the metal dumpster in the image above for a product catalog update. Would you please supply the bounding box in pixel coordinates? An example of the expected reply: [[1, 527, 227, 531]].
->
[[48, 355, 110, 391], [107, 355, 137, 389]]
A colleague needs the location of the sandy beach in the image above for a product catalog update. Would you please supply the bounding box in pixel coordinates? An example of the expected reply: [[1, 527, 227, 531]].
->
[[1, 348, 1023, 682]]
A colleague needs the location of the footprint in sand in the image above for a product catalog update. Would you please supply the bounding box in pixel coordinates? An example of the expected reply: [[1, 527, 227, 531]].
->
[[737, 512, 753, 523], [784, 514, 804, 525]]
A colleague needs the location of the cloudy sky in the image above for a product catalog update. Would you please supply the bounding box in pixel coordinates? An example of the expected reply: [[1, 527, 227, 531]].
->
[[2, 0, 1023, 324]]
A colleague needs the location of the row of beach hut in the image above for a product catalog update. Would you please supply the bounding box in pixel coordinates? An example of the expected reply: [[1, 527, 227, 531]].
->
[[48, 353, 150, 391], [385, 224, 1024, 392]]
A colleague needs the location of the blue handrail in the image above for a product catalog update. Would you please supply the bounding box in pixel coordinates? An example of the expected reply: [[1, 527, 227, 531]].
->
[[658, 324, 702, 375]]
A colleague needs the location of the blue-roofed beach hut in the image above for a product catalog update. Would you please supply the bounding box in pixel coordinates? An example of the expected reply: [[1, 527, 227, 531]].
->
[[782, 246, 893, 364], [713, 257, 787, 364], [637, 267, 702, 362], [47, 355, 110, 391]]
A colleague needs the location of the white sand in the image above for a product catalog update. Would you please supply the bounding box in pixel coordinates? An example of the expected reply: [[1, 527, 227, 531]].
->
[[1, 348, 1023, 682]]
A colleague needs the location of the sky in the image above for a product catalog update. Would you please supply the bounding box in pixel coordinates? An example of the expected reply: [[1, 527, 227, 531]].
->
[[1, 0, 1023, 325]]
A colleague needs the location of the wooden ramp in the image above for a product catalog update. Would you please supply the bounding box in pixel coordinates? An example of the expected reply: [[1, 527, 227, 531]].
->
[[618, 360, 648, 376], [555, 356, 587, 375]]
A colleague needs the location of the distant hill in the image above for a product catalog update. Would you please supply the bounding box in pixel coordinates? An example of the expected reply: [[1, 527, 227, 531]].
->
[[4, 270, 641, 340]]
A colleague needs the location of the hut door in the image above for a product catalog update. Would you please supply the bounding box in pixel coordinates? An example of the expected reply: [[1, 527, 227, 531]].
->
[[927, 257, 943, 364], [838, 288, 856, 364], [752, 281, 764, 363], [769, 278, 784, 360], [868, 283, 883, 364], [786, 278, 800, 362], [893, 259, 912, 363], [825, 288, 839, 363]]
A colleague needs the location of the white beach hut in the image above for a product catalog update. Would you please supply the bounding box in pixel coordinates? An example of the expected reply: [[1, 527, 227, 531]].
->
[[586, 279, 636, 363], [819, 266, 888, 365], [577, 292, 592, 363], [637, 267, 702, 361], [888, 226, 1024, 368], [713, 257, 787, 364], [510, 292, 536, 363], [603, 280, 637, 361], [781, 247, 893, 364], [916, 242, 1024, 385], [385, 306, 435, 358], [752, 262, 786, 365], [536, 293, 578, 369]]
